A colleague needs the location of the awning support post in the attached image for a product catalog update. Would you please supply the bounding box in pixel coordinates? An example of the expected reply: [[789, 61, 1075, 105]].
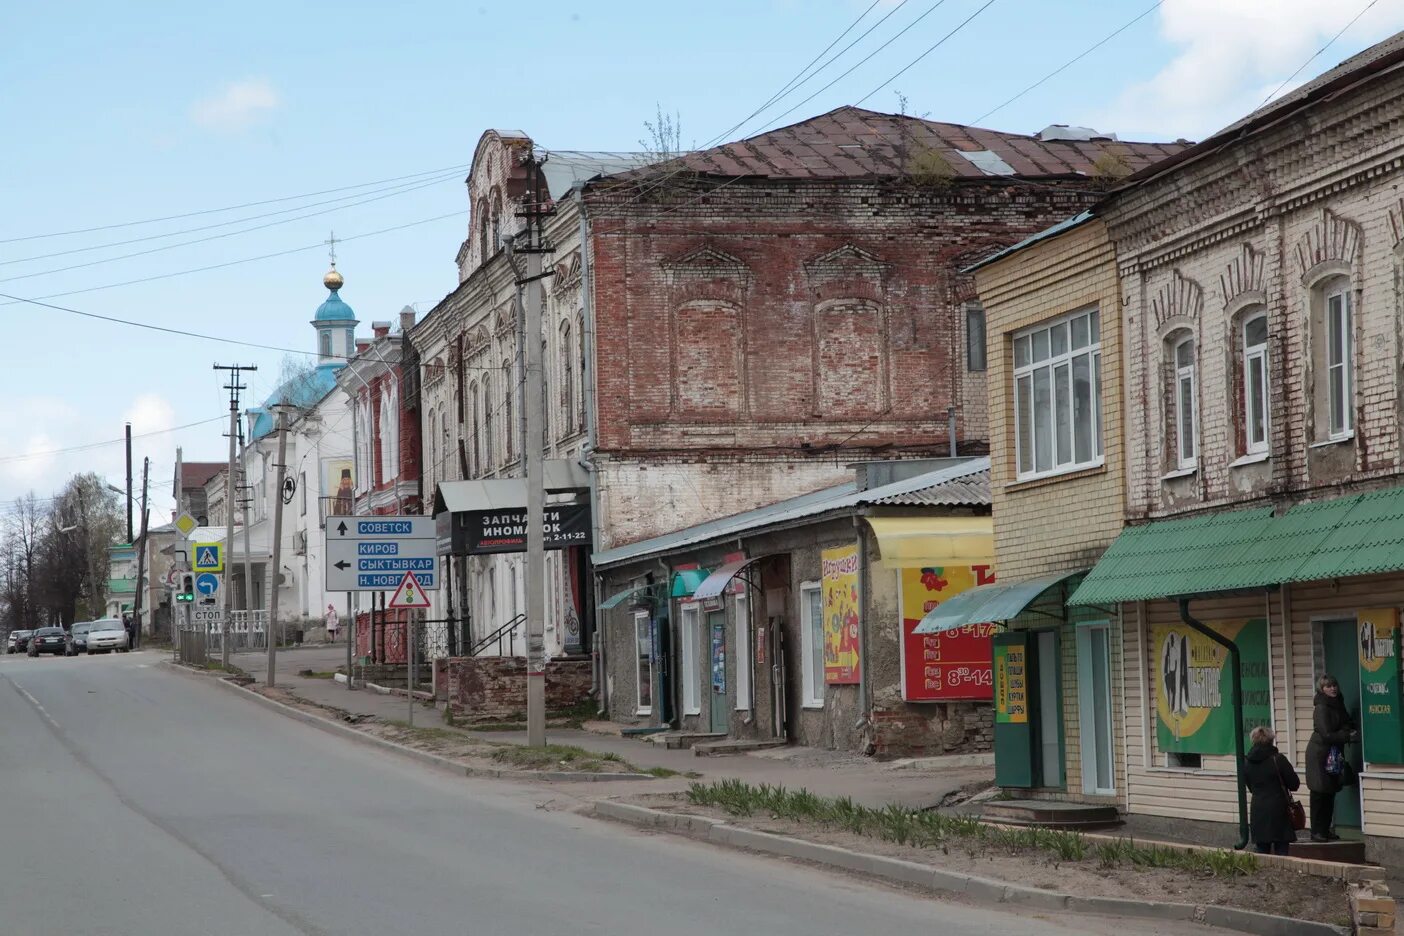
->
[[1177, 597, 1249, 851]]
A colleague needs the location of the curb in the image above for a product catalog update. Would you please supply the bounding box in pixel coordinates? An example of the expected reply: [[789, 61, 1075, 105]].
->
[[591, 800, 1350, 936], [161, 661, 655, 784], [884, 752, 996, 770], [365, 681, 434, 702]]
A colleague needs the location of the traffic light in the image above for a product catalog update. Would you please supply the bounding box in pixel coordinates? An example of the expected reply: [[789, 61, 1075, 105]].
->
[[177, 574, 194, 603]]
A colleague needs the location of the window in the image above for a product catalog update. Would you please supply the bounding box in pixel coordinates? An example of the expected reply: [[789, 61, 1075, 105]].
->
[[634, 611, 653, 715], [1243, 314, 1269, 455], [680, 603, 701, 715], [482, 375, 494, 470], [427, 410, 437, 480], [560, 321, 574, 436], [502, 360, 514, 461], [734, 590, 752, 712], [469, 383, 480, 476], [319, 330, 331, 359], [1171, 335, 1198, 470], [577, 312, 587, 432], [1326, 283, 1353, 438], [966, 303, 986, 372], [800, 582, 824, 708], [1166, 752, 1202, 769], [478, 199, 489, 262], [1013, 308, 1102, 480]]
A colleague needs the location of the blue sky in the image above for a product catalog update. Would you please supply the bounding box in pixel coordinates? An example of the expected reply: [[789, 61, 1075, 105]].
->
[[2, 0, 1401, 519]]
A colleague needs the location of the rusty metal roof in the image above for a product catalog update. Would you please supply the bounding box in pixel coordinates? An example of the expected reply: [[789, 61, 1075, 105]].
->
[[607, 106, 1187, 183]]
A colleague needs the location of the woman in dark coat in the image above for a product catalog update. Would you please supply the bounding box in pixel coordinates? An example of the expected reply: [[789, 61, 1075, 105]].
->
[[1244, 725, 1299, 854], [1304, 674, 1357, 842]]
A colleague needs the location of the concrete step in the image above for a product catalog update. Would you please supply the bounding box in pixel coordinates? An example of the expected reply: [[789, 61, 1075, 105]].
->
[[645, 731, 728, 750], [1289, 838, 1369, 864], [693, 739, 789, 757], [981, 799, 1122, 830]]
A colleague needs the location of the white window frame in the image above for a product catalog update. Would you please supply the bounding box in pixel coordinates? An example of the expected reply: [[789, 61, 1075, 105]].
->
[[799, 582, 824, 709], [1243, 313, 1269, 455], [680, 602, 701, 716], [1325, 284, 1353, 439], [1012, 308, 1103, 481], [1172, 335, 1198, 470], [1076, 621, 1117, 796], [633, 610, 653, 716], [734, 590, 752, 712]]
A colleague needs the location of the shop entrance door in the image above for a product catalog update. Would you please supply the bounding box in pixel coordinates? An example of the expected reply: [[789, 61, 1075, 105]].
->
[[1322, 620, 1363, 830], [708, 609, 729, 734]]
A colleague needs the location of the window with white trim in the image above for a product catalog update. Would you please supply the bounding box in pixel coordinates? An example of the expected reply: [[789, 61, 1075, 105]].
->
[[1171, 335, 1198, 470], [634, 611, 653, 715], [1242, 314, 1269, 455], [680, 603, 701, 716], [1326, 282, 1353, 439], [800, 582, 824, 708], [1013, 308, 1102, 480]]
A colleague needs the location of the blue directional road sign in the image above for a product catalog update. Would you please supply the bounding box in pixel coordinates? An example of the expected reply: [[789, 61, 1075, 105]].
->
[[325, 516, 439, 592], [195, 573, 221, 598]]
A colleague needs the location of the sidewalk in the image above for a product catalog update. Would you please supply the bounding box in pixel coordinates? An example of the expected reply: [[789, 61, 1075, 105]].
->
[[229, 646, 992, 810]]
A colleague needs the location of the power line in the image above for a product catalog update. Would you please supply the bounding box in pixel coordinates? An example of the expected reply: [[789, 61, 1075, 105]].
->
[[853, 0, 1001, 106], [0, 169, 464, 268], [1260, 0, 1382, 107], [0, 417, 228, 464], [0, 173, 458, 285], [0, 162, 470, 245], [0, 210, 465, 308], [968, 1, 1163, 126]]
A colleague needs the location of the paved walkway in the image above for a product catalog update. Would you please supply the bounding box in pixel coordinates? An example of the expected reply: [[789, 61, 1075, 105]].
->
[[229, 646, 992, 810]]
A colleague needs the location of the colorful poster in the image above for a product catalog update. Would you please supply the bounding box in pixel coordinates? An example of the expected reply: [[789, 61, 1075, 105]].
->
[[993, 643, 1028, 724], [710, 613, 727, 693], [1359, 609, 1404, 765], [1153, 617, 1271, 755], [322, 458, 355, 518], [900, 565, 997, 701], [821, 543, 861, 685]]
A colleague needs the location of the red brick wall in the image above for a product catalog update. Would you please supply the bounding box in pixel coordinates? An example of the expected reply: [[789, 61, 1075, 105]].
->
[[870, 702, 993, 758], [434, 656, 591, 721]]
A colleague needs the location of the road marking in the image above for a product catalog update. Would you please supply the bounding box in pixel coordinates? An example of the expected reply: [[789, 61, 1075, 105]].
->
[[15, 685, 61, 730]]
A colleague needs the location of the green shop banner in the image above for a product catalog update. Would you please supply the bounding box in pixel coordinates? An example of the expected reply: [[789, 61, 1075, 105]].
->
[[1153, 618, 1271, 755], [1359, 608, 1404, 765]]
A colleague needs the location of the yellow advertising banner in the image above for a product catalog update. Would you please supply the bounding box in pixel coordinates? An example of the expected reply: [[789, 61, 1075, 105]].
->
[[821, 543, 861, 685]]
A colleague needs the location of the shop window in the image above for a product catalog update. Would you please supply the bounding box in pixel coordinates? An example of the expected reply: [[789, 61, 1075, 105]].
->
[[1167, 332, 1198, 471], [634, 611, 652, 715], [966, 302, 987, 372], [1242, 313, 1270, 455], [800, 582, 824, 708], [1013, 308, 1102, 480], [1166, 752, 1202, 769]]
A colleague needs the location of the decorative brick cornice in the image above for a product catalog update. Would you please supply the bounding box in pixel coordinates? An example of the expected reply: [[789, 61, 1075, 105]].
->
[[1220, 243, 1265, 306], [1151, 269, 1203, 331], [1388, 196, 1404, 250], [552, 252, 583, 296], [1293, 208, 1362, 279], [660, 245, 750, 285]]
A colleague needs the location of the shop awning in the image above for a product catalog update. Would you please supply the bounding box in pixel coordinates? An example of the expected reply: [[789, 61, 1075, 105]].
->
[[672, 568, 711, 598], [913, 569, 1086, 635], [864, 516, 993, 568], [599, 582, 664, 610], [692, 556, 772, 600], [1070, 486, 1404, 607]]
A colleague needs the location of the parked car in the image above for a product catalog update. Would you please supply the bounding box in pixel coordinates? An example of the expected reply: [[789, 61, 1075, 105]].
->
[[85, 619, 130, 654], [8, 630, 33, 654], [28, 626, 70, 657], [69, 621, 94, 656]]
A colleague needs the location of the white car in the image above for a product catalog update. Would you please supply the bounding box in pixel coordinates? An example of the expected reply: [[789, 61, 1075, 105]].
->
[[85, 620, 129, 654]]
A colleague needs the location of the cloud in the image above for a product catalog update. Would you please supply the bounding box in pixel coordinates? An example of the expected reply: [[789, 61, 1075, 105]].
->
[[190, 78, 280, 133], [1093, 0, 1404, 140]]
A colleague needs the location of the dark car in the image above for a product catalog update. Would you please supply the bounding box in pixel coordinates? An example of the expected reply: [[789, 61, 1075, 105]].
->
[[69, 621, 95, 656], [9, 629, 34, 654], [28, 626, 71, 657]]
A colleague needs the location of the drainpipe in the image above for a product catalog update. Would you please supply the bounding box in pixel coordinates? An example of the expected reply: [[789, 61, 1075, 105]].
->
[[1178, 597, 1249, 850], [947, 406, 958, 457], [577, 182, 609, 718], [854, 516, 872, 749]]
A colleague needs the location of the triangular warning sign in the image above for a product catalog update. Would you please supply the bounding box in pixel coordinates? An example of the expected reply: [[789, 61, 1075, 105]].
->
[[388, 571, 431, 609]]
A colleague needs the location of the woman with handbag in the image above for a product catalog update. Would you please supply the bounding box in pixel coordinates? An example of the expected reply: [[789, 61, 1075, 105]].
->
[[1305, 674, 1358, 842], [1244, 725, 1302, 854]]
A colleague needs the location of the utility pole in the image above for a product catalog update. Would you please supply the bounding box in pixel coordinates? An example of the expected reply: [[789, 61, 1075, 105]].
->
[[237, 424, 255, 621], [512, 158, 554, 747], [130, 458, 149, 650], [266, 407, 290, 687], [124, 422, 133, 543], [214, 363, 256, 668]]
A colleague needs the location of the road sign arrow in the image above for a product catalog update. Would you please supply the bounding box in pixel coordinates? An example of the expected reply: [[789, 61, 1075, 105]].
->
[[336, 521, 348, 536], [334, 560, 351, 571]]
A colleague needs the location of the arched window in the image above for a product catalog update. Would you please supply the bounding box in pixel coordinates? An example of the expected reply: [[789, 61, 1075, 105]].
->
[[442, 411, 451, 480], [502, 359, 514, 461], [384, 384, 399, 480], [1242, 313, 1269, 455], [469, 382, 479, 477], [576, 312, 587, 432], [378, 391, 393, 483], [1311, 274, 1354, 441], [560, 321, 574, 438], [1169, 333, 1198, 471], [427, 409, 437, 481], [490, 189, 502, 251], [478, 198, 489, 263], [319, 330, 332, 360], [482, 374, 494, 471]]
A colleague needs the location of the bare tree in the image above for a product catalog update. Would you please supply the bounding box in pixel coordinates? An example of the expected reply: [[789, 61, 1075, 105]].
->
[[33, 474, 122, 626], [639, 104, 687, 162]]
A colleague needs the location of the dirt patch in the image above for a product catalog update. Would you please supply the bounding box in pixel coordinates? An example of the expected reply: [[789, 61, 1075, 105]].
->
[[628, 792, 1351, 928]]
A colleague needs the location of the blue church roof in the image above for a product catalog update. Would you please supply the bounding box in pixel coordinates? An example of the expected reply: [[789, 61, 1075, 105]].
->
[[314, 289, 357, 322], [248, 366, 342, 440]]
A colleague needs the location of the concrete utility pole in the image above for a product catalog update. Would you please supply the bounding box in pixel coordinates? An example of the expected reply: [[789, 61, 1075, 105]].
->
[[131, 457, 149, 649], [514, 158, 554, 748], [124, 422, 133, 544], [238, 427, 255, 622], [266, 407, 290, 687], [214, 364, 255, 668]]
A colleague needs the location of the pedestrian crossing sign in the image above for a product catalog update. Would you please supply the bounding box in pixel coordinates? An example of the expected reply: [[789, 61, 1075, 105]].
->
[[192, 542, 224, 573]]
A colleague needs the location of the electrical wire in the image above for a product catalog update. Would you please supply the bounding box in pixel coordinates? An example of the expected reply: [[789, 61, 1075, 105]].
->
[[0, 417, 228, 464], [853, 0, 1001, 107], [1259, 0, 1382, 107]]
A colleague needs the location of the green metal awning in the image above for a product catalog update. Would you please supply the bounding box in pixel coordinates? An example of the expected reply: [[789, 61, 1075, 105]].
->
[[1068, 485, 1404, 607], [912, 569, 1086, 634], [672, 568, 711, 598], [600, 582, 664, 610]]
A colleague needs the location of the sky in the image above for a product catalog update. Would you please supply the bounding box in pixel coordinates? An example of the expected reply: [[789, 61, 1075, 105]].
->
[[1, 0, 1401, 523]]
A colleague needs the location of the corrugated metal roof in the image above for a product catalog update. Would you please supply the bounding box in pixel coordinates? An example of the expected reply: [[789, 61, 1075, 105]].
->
[[538, 150, 658, 199], [867, 474, 990, 507], [592, 458, 990, 569], [602, 107, 1187, 184], [1069, 483, 1404, 607], [963, 210, 1094, 273], [913, 569, 1085, 634]]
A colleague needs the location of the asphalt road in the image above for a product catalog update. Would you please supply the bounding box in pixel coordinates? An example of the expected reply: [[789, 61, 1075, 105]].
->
[[0, 652, 1224, 936]]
